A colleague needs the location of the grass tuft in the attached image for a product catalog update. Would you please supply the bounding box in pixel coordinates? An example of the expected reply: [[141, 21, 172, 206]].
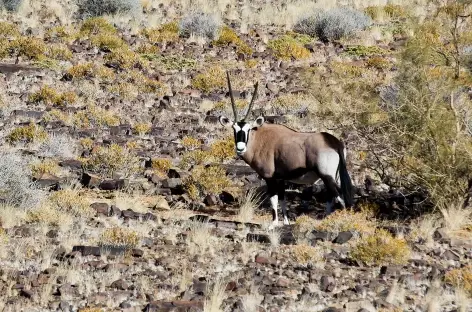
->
[[351, 228, 411, 266]]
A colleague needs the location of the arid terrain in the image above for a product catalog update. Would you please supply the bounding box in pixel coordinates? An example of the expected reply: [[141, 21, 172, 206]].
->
[[0, 0, 471, 311]]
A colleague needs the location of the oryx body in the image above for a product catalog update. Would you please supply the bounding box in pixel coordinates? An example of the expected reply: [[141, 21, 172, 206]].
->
[[220, 72, 354, 227]]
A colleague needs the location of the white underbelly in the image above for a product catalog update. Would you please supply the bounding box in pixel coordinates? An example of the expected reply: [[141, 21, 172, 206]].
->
[[288, 172, 320, 185]]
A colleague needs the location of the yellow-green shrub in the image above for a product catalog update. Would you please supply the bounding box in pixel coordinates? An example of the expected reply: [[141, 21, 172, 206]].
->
[[141, 21, 179, 43], [152, 158, 172, 178], [99, 226, 139, 249], [9, 37, 46, 60], [316, 209, 376, 235], [181, 136, 202, 150], [48, 189, 93, 218], [267, 35, 311, 60], [191, 65, 226, 93], [29, 86, 77, 107], [213, 26, 252, 55], [208, 137, 235, 162], [133, 123, 151, 136], [183, 165, 231, 199], [83, 143, 141, 177], [291, 244, 322, 264], [80, 17, 116, 36], [104, 47, 146, 70], [66, 62, 115, 80], [7, 123, 48, 144], [444, 265, 472, 296], [31, 159, 60, 177], [351, 228, 411, 265], [46, 44, 73, 61], [90, 33, 125, 50]]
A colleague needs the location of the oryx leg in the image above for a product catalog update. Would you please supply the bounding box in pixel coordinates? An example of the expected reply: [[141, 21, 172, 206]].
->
[[278, 180, 289, 225], [320, 174, 341, 216], [266, 179, 280, 229]]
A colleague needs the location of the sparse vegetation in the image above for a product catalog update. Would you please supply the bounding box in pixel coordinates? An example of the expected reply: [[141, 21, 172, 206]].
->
[[267, 35, 311, 60], [183, 165, 230, 199], [191, 65, 226, 93], [351, 228, 411, 266], [291, 244, 323, 265], [29, 86, 77, 107], [77, 0, 141, 18], [99, 226, 140, 250], [294, 7, 372, 42], [7, 123, 48, 144], [83, 143, 141, 177], [445, 265, 472, 296], [179, 11, 221, 40], [316, 209, 376, 236]]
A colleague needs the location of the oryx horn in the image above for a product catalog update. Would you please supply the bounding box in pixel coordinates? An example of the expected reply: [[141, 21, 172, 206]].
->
[[243, 81, 259, 121], [226, 71, 238, 121]]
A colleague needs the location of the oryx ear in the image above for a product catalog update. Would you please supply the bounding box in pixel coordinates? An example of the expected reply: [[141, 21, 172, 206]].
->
[[219, 116, 232, 127], [254, 116, 265, 127]]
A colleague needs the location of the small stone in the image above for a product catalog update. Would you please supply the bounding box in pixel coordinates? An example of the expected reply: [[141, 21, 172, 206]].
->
[[443, 250, 460, 261], [111, 279, 129, 290], [333, 231, 354, 244], [204, 194, 218, 206], [100, 179, 128, 190], [72, 246, 101, 257], [255, 253, 271, 264], [320, 275, 335, 292], [162, 178, 182, 189], [276, 277, 290, 288], [20, 289, 33, 299], [90, 202, 110, 216]]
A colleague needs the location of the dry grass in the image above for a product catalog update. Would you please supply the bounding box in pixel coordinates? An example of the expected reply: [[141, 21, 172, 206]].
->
[[204, 276, 228, 312], [237, 188, 263, 223], [439, 201, 472, 237], [0, 204, 26, 229], [316, 209, 377, 236], [445, 265, 472, 297], [407, 213, 440, 247], [240, 284, 263, 312], [187, 219, 213, 255]]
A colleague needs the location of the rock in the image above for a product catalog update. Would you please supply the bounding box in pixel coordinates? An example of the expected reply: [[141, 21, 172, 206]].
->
[[20, 289, 33, 299], [72, 246, 101, 257], [320, 276, 335, 292], [132, 248, 144, 257], [110, 205, 121, 216], [442, 250, 460, 261], [81, 172, 101, 188], [153, 196, 170, 210], [345, 300, 375, 312], [333, 231, 355, 244], [100, 179, 128, 190], [254, 253, 274, 265], [111, 279, 130, 290], [276, 277, 290, 288], [266, 82, 279, 94], [90, 202, 110, 216], [310, 230, 334, 242], [162, 178, 182, 189], [433, 227, 449, 241], [122, 209, 141, 220], [144, 300, 203, 311], [204, 115, 219, 124], [247, 233, 271, 244], [219, 191, 236, 204], [204, 194, 218, 206]]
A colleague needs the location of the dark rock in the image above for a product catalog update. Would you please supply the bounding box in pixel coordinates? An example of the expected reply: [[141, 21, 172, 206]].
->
[[81, 172, 101, 188], [204, 115, 219, 124], [20, 289, 33, 299], [247, 233, 271, 244], [310, 230, 334, 242], [111, 279, 129, 290], [333, 231, 354, 244], [254, 253, 274, 265], [144, 300, 203, 311], [132, 248, 144, 257], [72, 246, 101, 257], [320, 276, 335, 292], [46, 229, 59, 238], [122, 209, 141, 220], [100, 179, 128, 190], [219, 191, 235, 204]]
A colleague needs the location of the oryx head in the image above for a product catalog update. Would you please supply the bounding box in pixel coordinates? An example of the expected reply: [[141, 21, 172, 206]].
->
[[219, 71, 264, 156]]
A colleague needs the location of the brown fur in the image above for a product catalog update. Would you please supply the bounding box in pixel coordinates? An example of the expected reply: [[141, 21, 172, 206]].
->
[[240, 123, 343, 180]]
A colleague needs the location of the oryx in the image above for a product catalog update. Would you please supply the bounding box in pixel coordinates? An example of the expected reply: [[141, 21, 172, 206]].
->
[[219, 72, 354, 227]]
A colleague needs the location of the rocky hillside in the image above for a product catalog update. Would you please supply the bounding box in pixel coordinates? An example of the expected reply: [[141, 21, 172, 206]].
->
[[0, 0, 471, 311]]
